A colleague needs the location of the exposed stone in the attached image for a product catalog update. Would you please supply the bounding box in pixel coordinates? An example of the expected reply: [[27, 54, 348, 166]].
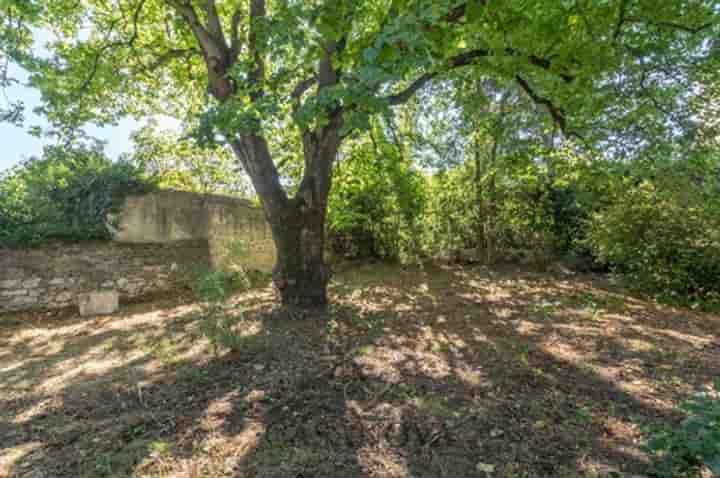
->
[[56, 291, 73, 301], [0, 279, 20, 289], [22, 278, 42, 288], [2, 289, 28, 296], [49, 278, 66, 286], [11, 296, 35, 305], [78, 290, 120, 316]]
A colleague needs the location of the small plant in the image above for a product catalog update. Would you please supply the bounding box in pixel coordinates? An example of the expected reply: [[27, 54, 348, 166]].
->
[[192, 268, 246, 356], [642, 379, 720, 477]]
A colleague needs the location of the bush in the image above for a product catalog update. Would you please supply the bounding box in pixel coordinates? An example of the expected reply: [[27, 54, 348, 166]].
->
[[589, 157, 720, 307], [0, 143, 156, 246], [420, 149, 595, 266], [643, 380, 720, 477], [328, 130, 425, 262]]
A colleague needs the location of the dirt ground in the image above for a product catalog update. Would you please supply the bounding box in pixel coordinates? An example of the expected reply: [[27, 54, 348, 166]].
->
[[1, 263, 719, 478]]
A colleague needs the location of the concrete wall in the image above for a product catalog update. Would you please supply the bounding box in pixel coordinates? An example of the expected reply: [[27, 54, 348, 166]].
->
[[0, 190, 276, 314], [112, 191, 276, 272], [0, 240, 208, 313]]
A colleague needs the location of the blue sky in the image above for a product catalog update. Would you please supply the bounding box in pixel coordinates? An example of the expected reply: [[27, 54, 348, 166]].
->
[[0, 62, 149, 173], [1, 27, 181, 173]]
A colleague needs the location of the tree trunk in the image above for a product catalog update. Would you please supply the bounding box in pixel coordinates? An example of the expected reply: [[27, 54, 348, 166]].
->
[[228, 110, 341, 312], [269, 200, 330, 308]]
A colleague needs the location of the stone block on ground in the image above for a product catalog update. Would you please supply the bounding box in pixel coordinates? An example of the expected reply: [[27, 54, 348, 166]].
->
[[78, 290, 119, 316]]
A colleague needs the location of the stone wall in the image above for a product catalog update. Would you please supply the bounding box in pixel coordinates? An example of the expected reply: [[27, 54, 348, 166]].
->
[[0, 240, 208, 313], [0, 190, 276, 314], [113, 190, 276, 272]]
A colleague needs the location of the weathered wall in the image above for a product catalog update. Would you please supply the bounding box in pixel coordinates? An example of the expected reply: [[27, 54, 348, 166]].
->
[[113, 191, 275, 272], [0, 190, 276, 314], [0, 240, 208, 313]]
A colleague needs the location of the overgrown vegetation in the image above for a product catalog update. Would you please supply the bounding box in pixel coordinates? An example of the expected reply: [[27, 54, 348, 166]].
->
[[328, 126, 720, 308], [0, 142, 156, 246], [328, 121, 425, 262], [643, 380, 720, 478], [590, 156, 720, 308], [192, 268, 245, 356], [191, 239, 257, 355]]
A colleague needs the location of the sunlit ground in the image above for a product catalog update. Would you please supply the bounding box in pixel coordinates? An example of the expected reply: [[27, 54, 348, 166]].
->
[[1, 263, 718, 477]]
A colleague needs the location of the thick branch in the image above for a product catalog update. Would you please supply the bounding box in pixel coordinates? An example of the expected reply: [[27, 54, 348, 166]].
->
[[524, 53, 575, 83], [292, 76, 317, 100], [230, 5, 244, 60], [166, 0, 224, 59], [386, 49, 489, 105], [625, 16, 714, 34], [229, 135, 288, 214], [515, 74, 568, 134], [248, 0, 266, 87], [142, 48, 200, 73], [204, 0, 226, 45], [165, 0, 234, 100]]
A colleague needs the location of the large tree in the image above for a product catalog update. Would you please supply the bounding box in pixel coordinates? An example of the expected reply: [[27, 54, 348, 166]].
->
[[21, 0, 719, 309]]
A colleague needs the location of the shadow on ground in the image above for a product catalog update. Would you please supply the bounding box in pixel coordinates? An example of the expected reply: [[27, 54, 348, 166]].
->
[[1, 263, 719, 477]]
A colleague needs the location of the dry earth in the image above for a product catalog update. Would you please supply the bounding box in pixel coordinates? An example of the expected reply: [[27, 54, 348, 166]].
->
[[1, 263, 719, 478]]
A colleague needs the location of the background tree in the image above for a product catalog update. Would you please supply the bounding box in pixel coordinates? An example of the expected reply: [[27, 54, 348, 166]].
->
[[128, 121, 252, 196], [0, 140, 155, 245], [22, 0, 719, 310]]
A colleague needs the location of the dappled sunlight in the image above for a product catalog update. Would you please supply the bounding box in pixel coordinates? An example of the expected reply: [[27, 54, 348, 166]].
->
[[2, 263, 719, 477], [356, 445, 411, 477], [0, 441, 43, 477]]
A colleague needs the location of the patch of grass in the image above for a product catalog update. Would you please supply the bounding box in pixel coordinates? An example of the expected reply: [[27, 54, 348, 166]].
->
[[177, 365, 214, 385], [532, 301, 559, 320], [92, 430, 157, 478], [515, 343, 531, 366], [385, 382, 420, 401], [430, 340, 452, 354], [571, 405, 595, 427], [253, 432, 330, 476], [355, 344, 374, 356], [414, 395, 459, 419], [149, 338, 184, 365]]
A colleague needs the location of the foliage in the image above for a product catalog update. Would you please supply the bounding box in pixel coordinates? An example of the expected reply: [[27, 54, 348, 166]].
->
[[420, 147, 597, 266], [0, 0, 40, 124], [328, 124, 425, 262], [192, 268, 245, 356], [589, 155, 720, 307], [0, 142, 156, 246], [191, 239, 257, 355], [127, 121, 252, 196], [643, 379, 720, 478]]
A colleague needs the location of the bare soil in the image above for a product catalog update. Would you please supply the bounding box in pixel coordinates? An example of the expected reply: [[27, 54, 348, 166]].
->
[[1, 263, 719, 478]]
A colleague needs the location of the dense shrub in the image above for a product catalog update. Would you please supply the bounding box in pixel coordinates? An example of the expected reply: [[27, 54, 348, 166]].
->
[[328, 132, 425, 262], [589, 157, 720, 307], [0, 143, 156, 246], [420, 149, 594, 266]]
